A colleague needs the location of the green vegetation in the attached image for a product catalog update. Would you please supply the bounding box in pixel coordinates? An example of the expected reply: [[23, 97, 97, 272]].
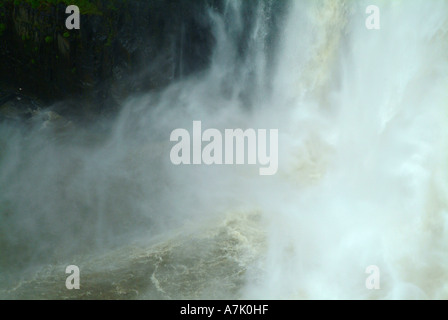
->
[[5, 0, 128, 47], [11, 0, 103, 15], [0, 23, 5, 37]]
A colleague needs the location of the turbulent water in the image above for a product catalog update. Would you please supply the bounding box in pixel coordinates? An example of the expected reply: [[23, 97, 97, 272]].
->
[[1, 0, 448, 299]]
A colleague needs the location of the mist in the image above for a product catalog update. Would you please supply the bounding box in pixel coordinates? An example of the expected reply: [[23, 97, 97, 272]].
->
[[1, 0, 448, 299]]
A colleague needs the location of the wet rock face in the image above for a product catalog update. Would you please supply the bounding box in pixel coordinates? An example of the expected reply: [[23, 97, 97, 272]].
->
[[0, 0, 219, 116]]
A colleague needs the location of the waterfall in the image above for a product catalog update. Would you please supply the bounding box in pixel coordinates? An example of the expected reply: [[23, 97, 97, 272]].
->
[[1, 0, 448, 299]]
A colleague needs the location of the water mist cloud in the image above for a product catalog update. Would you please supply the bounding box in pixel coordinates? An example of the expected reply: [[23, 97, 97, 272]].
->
[[1, 0, 448, 300]]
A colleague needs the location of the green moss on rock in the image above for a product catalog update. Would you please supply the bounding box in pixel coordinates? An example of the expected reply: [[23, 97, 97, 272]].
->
[[11, 0, 103, 15]]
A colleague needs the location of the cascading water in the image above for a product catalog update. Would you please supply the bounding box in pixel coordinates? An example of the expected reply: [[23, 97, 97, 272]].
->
[[1, 0, 448, 299]]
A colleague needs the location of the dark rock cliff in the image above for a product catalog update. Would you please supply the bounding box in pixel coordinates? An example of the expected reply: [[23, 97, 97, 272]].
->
[[0, 0, 220, 118]]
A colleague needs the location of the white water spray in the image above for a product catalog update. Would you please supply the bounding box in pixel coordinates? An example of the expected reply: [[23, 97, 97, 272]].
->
[[1, 0, 448, 300], [243, 0, 448, 299]]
